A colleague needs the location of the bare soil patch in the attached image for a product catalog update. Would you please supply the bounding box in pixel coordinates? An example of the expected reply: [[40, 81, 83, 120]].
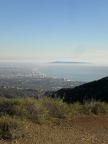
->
[[0, 115, 108, 144]]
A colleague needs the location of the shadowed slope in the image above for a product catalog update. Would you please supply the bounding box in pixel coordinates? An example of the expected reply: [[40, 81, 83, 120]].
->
[[54, 77, 108, 103]]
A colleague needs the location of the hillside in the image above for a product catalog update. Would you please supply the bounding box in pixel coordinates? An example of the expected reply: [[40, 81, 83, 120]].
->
[[0, 98, 108, 144], [0, 87, 39, 99], [52, 76, 108, 103]]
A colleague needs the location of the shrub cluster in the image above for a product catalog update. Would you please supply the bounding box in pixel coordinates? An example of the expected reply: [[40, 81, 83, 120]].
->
[[41, 97, 70, 118], [83, 101, 108, 115], [0, 98, 48, 124], [0, 115, 24, 140], [0, 98, 48, 140]]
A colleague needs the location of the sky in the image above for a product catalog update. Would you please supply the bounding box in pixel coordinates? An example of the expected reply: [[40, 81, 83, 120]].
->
[[0, 0, 108, 64]]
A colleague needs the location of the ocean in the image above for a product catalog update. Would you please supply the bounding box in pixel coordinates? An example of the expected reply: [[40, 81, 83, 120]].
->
[[39, 64, 108, 82]]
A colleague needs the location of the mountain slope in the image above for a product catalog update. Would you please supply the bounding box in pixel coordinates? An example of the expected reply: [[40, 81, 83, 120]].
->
[[54, 76, 108, 103]]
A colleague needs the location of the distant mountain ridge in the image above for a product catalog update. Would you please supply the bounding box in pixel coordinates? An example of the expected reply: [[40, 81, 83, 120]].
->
[[50, 76, 108, 103], [51, 61, 90, 64]]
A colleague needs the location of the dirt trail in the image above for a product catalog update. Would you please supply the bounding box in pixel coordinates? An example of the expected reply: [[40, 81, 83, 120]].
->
[[0, 115, 108, 144]]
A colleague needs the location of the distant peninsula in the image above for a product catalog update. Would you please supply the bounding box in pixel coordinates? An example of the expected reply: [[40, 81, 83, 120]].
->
[[51, 61, 90, 64]]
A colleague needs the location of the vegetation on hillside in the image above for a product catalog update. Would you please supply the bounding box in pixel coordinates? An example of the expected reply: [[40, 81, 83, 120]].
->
[[0, 87, 39, 99], [0, 97, 108, 140]]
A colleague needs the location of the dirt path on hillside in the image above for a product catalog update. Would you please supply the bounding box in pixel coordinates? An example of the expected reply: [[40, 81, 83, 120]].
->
[[0, 115, 108, 144]]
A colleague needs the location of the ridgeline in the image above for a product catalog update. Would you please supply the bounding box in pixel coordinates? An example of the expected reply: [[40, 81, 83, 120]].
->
[[50, 76, 108, 103]]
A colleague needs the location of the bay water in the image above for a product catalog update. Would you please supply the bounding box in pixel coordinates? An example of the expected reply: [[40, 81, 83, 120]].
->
[[39, 64, 108, 82]]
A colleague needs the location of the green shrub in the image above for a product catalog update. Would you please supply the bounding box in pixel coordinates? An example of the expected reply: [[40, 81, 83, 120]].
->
[[0, 98, 48, 124], [23, 98, 48, 124], [69, 102, 82, 115], [41, 97, 70, 118], [91, 102, 108, 115], [0, 115, 24, 140], [0, 98, 28, 119], [82, 105, 92, 115]]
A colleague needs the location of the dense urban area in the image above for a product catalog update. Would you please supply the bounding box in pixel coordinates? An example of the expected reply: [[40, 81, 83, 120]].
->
[[0, 63, 83, 97]]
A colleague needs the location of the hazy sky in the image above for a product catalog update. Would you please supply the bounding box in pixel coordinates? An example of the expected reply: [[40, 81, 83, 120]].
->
[[0, 0, 108, 64]]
